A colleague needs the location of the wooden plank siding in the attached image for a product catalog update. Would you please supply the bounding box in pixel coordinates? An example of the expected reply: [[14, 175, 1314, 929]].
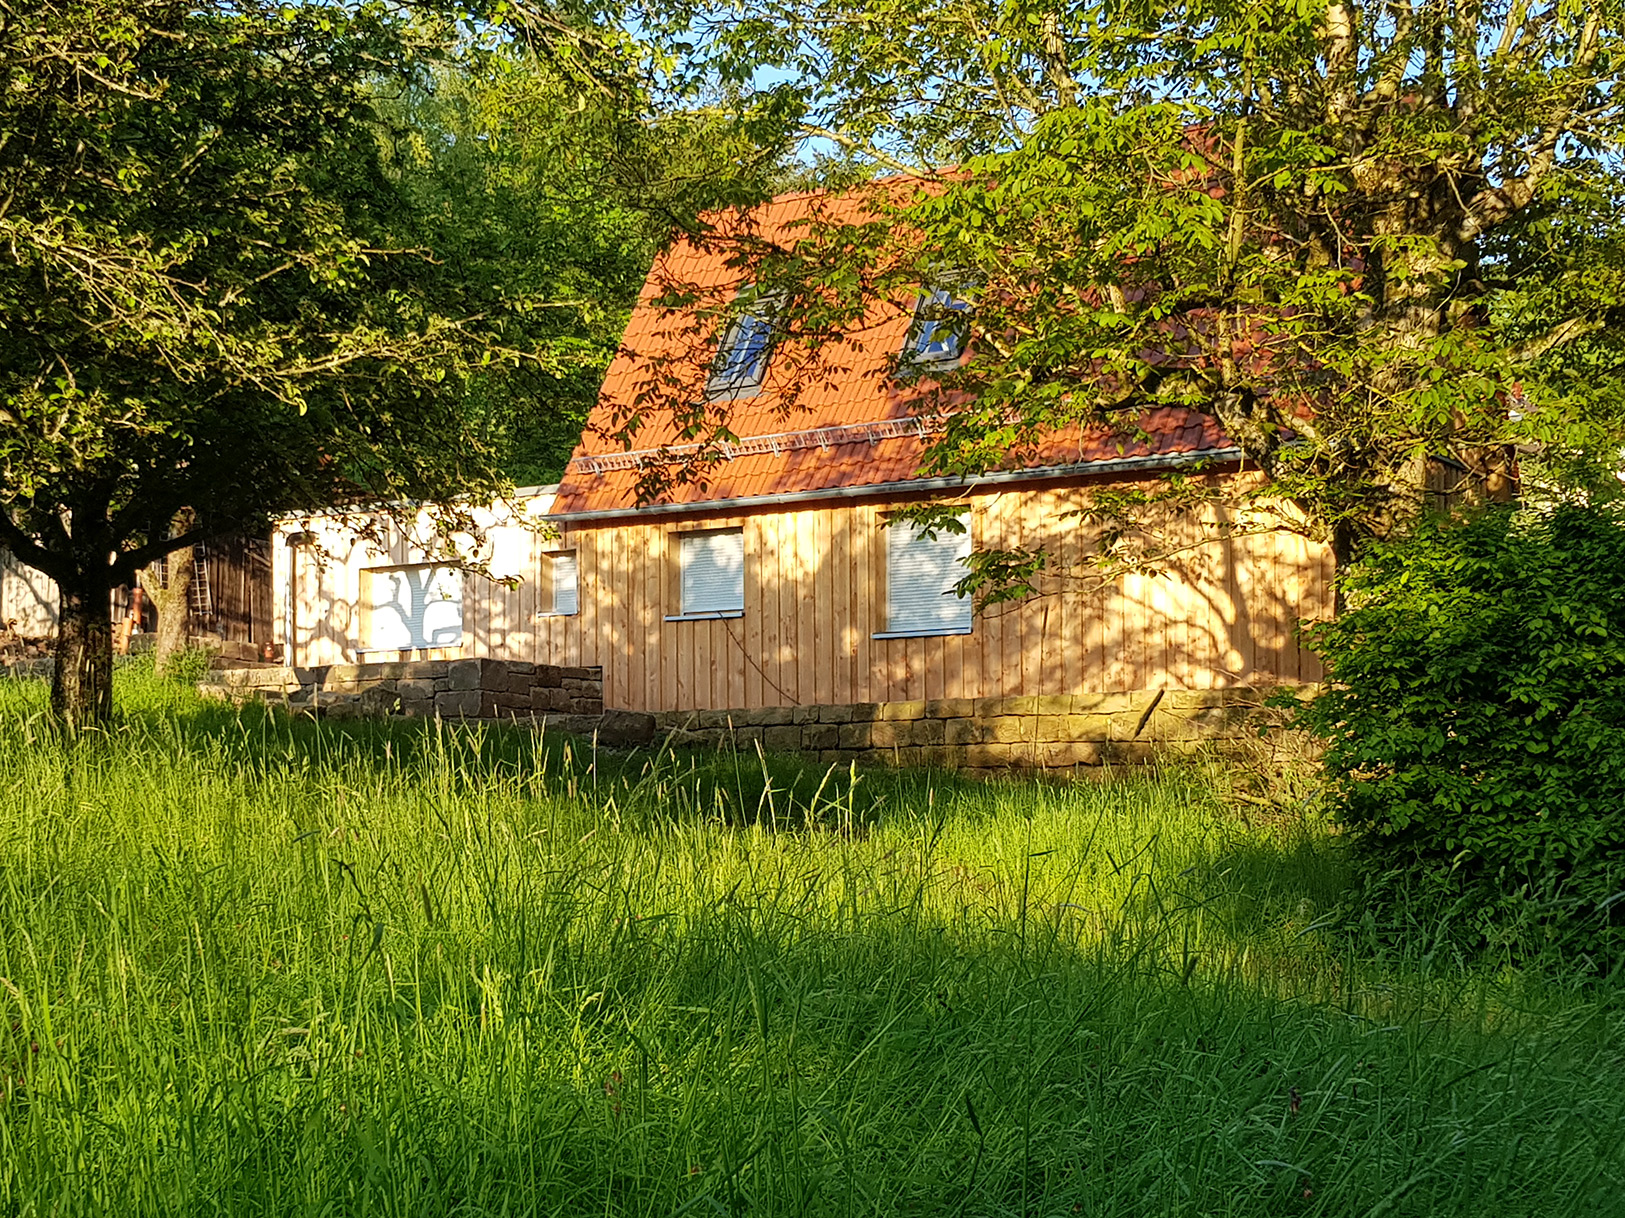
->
[[277, 480, 1333, 707]]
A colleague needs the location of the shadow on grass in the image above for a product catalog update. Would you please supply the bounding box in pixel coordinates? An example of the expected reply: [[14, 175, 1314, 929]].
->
[[4, 672, 1625, 1214]]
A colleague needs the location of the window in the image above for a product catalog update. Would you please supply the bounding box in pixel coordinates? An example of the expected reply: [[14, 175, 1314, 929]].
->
[[535, 551, 578, 617], [877, 515, 973, 637], [707, 293, 777, 399], [362, 564, 464, 652], [669, 528, 745, 619], [904, 287, 971, 371]]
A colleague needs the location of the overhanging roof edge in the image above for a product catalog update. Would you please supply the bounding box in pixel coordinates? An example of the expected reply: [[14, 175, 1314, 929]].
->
[[546, 447, 1244, 524]]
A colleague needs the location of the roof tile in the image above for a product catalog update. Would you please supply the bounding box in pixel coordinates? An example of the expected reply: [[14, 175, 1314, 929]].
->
[[555, 188, 1235, 517]]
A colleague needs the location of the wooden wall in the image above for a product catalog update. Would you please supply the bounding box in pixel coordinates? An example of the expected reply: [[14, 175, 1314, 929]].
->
[[280, 481, 1332, 711]]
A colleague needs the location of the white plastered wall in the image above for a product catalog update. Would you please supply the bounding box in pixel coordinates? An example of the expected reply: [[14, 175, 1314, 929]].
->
[[271, 488, 558, 668], [0, 548, 60, 637]]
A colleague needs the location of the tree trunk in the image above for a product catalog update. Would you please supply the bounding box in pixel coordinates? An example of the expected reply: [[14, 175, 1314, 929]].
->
[[51, 582, 114, 735], [143, 523, 195, 679]]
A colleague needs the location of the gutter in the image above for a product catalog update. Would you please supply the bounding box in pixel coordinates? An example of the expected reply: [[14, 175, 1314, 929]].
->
[[546, 447, 1244, 523]]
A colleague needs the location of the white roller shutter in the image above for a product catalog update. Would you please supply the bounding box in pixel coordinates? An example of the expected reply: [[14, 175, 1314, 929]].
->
[[885, 517, 972, 635], [367, 565, 464, 651], [680, 529, 745, 615], [550, 552, 579, 615]]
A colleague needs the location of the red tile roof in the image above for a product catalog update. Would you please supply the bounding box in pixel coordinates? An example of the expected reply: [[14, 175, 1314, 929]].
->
[[553, 186, 1235, 517]]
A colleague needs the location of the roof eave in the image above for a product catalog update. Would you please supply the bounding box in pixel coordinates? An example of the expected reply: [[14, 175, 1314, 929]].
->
[[545, 447, 1244, 524]]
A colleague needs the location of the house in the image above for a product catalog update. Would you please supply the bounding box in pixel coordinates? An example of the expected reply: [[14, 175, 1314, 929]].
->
[[1, 538, 275, 658], [270, 187, 1332, 769]]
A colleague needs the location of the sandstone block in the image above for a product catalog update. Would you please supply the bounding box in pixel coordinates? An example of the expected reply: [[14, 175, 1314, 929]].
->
[[819, 704, 855, 724], [754, 706, 795, 727], [963, 743, 1014, 767], [1036, 714, 1070, 741], [506, 661, 535, 677], [1129, 689, 1167, 711], [849, 703, 882, 723], [598, 709, 656, 747], [802, 724, 840, 751], [878, 699, 927, 722], [436, 690, 482, 717], [1108, 712, 1148, 741], [359, 662, 410, 681], [358, 686, 402, 715], [792, 704, 821, 725], [561, 666, 596, 682], [1071, 713, 1112, 740], [906, 718, 945, 747], [535, 665, 563, 688], [763, 725, 802, 753], [837, 723, 874, 749], [1168, 689, 1226, 710], [944, 718, 983, 746], [1070, 692, 1133, 713], [924, 698, 973, 719], [985, 716, 1033, 744], [1040, 741, 1103, 768], [447, 659, 483, 691], [869, 720, 904, 748], [1032, 694, 1075, 716], [577, 698, 605, 715], [402, 661, 448, 679]]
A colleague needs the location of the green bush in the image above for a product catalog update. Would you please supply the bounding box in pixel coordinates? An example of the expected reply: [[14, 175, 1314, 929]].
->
[[1292, 504, 1625, 962]]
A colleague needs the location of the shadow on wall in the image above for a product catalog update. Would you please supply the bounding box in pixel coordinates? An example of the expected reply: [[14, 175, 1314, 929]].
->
[[0, 550, 61, 638], [543, 472, 1331, 714], [281, 475, 1330, 713]]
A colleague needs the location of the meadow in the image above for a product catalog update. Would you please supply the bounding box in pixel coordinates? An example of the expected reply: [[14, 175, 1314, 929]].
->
[[1, 669, 1622, 1216]]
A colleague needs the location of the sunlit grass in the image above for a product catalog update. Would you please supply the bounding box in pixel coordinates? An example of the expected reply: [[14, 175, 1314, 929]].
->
[[0, 671, 1621, 1215]]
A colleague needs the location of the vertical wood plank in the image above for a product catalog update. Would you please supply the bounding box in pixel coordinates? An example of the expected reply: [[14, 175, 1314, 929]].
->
[[795, 510, 816, 706], [853, 505, 874, 704], [832, 508, 853, 706], [744, 517, 764, 707], [813, 509, 835, 706], [660, 526, 677, 709]]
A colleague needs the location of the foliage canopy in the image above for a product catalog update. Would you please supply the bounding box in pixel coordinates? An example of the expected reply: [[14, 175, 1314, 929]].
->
[[1292, 504, 1625, 961], [642, 0, 1625, 583]]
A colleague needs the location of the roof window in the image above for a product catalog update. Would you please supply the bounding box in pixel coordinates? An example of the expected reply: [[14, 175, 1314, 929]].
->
[[904, 287, 971, 372], [707, 292, 778, 400]]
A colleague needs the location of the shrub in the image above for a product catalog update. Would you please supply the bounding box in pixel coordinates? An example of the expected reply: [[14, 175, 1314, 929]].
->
[[1291, 504, 1625, 962]]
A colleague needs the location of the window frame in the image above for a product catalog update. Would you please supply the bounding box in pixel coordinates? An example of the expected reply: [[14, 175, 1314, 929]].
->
[[666, 526, 747, 622], [900, 286, 972, 375], [872, 511, 975, 640], [533, 549, 580, 618], [357, 562, 467, 656], [705, 290, 780, 401]]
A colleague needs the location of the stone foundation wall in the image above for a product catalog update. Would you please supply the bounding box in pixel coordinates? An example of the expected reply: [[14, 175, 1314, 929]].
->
[[655, 689, 1276, 773], [203, 658, 605, 722]]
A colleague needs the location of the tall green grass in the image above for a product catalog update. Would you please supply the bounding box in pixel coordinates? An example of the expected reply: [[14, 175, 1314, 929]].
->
[[0, 672, 1621, 1215]]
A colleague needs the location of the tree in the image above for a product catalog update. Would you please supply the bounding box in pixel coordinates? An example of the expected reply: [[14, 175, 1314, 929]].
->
[[0, 0, 573, 731], [376, 59, 666, 487], [139, 509, 196, 679], [646, 0, 1625, 579]]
